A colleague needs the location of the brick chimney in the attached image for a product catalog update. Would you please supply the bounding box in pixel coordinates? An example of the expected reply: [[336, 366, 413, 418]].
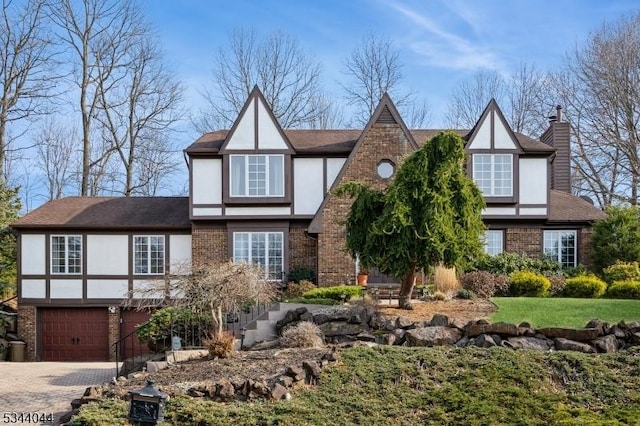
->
[[540, 105, 571, 193]]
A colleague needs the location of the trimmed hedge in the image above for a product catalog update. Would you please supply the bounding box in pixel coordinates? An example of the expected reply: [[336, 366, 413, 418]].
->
[[563, 275, 607, 298], [606, 281, 640, 300], [509, 271, 550, 297], [469, 252, 563, 276], [303, 285, 362, 302]]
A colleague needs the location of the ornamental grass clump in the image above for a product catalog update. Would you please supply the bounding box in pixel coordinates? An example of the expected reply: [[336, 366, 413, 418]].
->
[[279, 321, 324, 348], [434, 265, 460, 293], [509, 271, 550, 297], [563, 275, 607, 298]]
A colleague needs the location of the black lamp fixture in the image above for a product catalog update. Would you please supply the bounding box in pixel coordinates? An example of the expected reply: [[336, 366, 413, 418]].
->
[[128, 379, 168, 425]]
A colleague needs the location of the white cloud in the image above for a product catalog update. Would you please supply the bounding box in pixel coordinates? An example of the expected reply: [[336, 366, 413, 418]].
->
[[385, 0, 506, 72]]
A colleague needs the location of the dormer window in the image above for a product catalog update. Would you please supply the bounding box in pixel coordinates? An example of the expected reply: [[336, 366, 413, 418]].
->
[[230, 154, 284, 197], [473, 154, 513, 197]]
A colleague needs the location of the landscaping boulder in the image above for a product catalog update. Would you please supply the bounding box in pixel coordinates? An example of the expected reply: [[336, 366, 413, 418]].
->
[[405, 327, 462, 347], [270, 383, 290, 401], [312, 313, 331, 325], [395, 316, 415, 329], [593, 334, 618, 353], [473, 334, 497, 348], [554, 338, 596, 353], [537, 327, 600, 341], [466, 322, 518, 337], [319, 321, 364, 337], [585, 319, 606, 336], [430, 314, 451, 327], [504, 337, 552, 351], [216, 379, 235, 401], [302, 360, 322, 380]]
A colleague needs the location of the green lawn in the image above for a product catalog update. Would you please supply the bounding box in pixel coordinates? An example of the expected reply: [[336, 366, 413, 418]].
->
[[491, 297, 640, 328], [74, 346, 640, 425]]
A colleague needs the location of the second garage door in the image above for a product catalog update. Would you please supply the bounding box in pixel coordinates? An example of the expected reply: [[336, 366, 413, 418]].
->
[[41, 307, 109, 361]]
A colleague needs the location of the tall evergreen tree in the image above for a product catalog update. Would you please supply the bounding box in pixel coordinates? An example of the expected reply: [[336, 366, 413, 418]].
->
[[337, 131, 485, 309], [0, 183, 20, 298]]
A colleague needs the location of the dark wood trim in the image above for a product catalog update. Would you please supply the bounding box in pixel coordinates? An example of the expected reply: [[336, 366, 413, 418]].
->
[[254, 93, 259, 150], [192, 203, 224, 208]]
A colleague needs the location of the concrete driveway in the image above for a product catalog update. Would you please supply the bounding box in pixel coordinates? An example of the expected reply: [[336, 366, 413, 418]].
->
[[0, 362, 117, 425]]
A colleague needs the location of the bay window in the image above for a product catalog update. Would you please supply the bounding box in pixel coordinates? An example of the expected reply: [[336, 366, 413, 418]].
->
[[230, 155, 284, 197], [473, 154, 513, 197]]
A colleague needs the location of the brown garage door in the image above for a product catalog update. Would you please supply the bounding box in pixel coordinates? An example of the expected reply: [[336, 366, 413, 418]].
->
[[41, 308, 109, 361]]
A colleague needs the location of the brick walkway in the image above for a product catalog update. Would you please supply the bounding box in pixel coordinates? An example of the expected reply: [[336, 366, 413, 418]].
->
[[0, 362, 117, 425]]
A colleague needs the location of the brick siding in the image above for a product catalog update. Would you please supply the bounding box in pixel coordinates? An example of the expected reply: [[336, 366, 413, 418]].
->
[[17, 305, 36, 361], [289, 222, 317, 279], [192, 223, 228, 265], [318, 123, 416, 286], [108, 308, 119, 362]]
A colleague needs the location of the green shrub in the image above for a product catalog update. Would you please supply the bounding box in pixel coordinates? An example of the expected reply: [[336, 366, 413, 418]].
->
[[303, 285, 362, 302], [592, 206, 640, 272], [460, 271, 510, 298], [469, 252, 563, 276], [605, 281, 640, 299], [563, 275, 607, 298], [602, 261, 640, 285], [135, 307, 211, 351], [509, 271, 550, 297], [456, 289, 476, 300], [287, 267, 316, 284], [283, 280, 316, 299], [285, 297, 340, 305]]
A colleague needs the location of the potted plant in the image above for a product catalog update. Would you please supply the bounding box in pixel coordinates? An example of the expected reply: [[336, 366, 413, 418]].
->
[[357, 266, 369, 286]]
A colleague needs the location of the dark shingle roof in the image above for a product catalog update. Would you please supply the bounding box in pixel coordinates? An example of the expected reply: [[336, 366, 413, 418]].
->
[[12, 197, 190, 229], [185, 129, 555, 155], [548, 190, 606, 222]]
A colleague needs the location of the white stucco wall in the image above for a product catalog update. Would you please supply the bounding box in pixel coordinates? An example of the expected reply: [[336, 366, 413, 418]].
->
[[170, 234, 192, 270], [326, 158, 346, 190], [50, 279, 82, 298], [192, 159, 222, 205], [87, 235, 128, 275], [257, 98, 288, 149], [225, 206, 291, 216], [133, 279, 165, 299], [21, 279, 45, 298], [468, 115, 491, 149], [482, 207, 517, 216], [21, 234, 45, 275], [226, 98, 255, 150], [294, 158, 324, 214], [87, 279, 128, 299], [519, 158, 548, 205], [192, 207, 222, 217], [494, 115, 517, 149]]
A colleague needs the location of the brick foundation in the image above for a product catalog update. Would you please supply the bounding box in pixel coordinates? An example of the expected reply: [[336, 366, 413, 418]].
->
[[17, 305, 36, 361]]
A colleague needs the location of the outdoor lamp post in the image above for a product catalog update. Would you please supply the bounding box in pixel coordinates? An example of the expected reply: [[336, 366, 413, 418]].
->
[[128, 379, 168, 425]]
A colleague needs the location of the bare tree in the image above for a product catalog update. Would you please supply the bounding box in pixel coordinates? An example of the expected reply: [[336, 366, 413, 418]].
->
[[507, 63, 549, 136], [0, 0, 56, 181], [341, 34, 430, 127], [444, 70, 506, 129], [50, 0, 145, 196], [198, 29, 325, 131], [96, 37, 183, 196], [35, 119, 77, 200], [546, 13, 640, 206], [125, 261, 277, 338]]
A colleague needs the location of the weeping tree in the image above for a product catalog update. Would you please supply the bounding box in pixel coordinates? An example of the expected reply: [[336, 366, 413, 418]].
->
[[337, 131, 485, 309]]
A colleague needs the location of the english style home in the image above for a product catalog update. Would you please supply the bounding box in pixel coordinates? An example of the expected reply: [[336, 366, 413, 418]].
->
[[11, 87, 604, 361]]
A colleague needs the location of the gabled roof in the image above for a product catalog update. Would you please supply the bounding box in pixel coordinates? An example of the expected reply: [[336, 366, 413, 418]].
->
[[218, 85, 295, 153], [186, 128, 553, 155], [12, 197, 191, 230], [548, 190, 606, 222], [307, 93, 417, 233]]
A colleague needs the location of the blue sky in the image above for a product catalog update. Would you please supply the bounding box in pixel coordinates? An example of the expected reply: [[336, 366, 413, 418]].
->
[[146, 0, 639, 131]]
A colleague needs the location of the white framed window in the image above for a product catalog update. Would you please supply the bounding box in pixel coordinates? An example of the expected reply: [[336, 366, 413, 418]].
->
[[483, 230, 504, 256], [230, 155, 284, 197], [134, 236, 165, 274], [51, 235, 82, 274], [473, 154, 513, 196], [233, 232, 283, 280], [543, 230, 577, 268]]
